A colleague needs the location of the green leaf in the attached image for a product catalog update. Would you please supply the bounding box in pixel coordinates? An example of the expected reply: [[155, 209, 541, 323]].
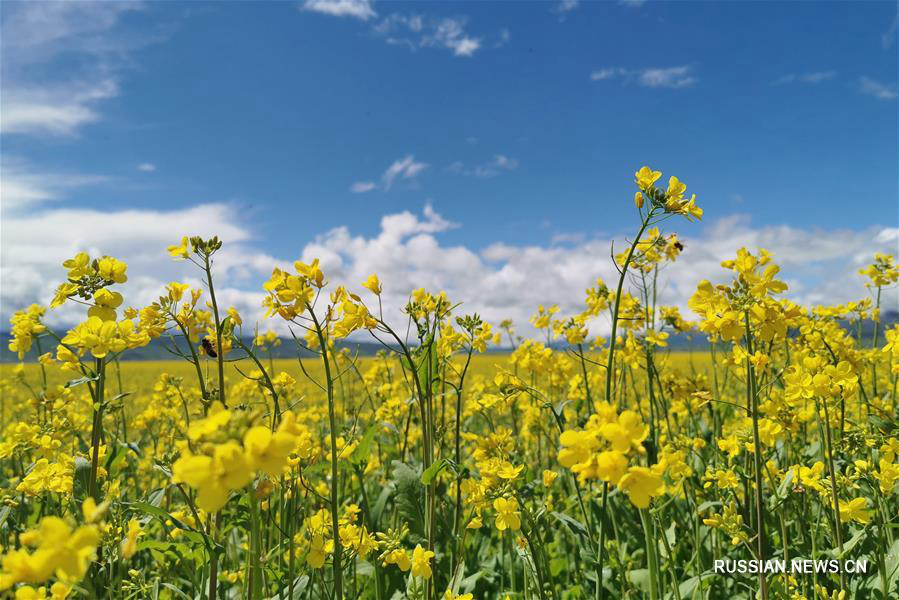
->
[[270, 576, 310, 599], [217, 315, 232, 336], [390, 461, 424, 537], [371, 483, 393, 527], [131, 502, 196, 534], [421, 459, 448, 486], [73, 456, 91, 502], [145, 488, 167, 508], [65, 375, 98, 388], [160, 583, 192, 599], [829, 527, 867, 558], [627, 568, 652, 593], [459, 570, 485, 594], [775, 469, 794, 500], [667, 571, 715, 600], [350, 424, 378, 465], [355, 560, 375, 578], [551, 511, 590, 538], [880, 538, 899, 593], [695, 500, 721, 514]]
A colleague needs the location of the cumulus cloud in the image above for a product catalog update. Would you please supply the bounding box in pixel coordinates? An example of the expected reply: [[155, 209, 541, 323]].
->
[[0, 2, 147, 137], [1, 202, 274, 328], [298, 211, 898, 338], [302, 0, 376, 21], [5, 202, 894, 342], [589, 66, 696, 88]]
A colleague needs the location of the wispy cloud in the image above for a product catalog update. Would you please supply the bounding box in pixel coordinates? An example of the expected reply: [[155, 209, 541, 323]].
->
[[302, 0, 376, 21], [494, 28, 511, 48], [859, 76, 897, 100], [773, 71, 837, 85], [137, 162, 157, 173], [590, 66, 696, 89], [638, 66, 696, 88], [448, 154, 519, 178], [351, 181, 378, 193], [351, 155, 428, 192], [554, 0, 579, 21], [883, 9, 898, 49], [620, 0, 647, 7], [382, 155, 428, 188], [589, 68, 617, 81], [373, 14, 481, 57], [0, 2, 147, 137], [1, 157, 108, 213]]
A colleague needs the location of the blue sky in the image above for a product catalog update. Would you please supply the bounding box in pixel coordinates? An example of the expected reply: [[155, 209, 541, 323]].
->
[[2, 1, 898, 329]]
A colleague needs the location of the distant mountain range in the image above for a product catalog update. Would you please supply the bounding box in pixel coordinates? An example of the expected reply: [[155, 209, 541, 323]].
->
[[2, 311, 896, 363]]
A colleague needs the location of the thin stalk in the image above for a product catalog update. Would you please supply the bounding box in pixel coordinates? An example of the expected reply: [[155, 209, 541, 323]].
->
[[88, 357, 106, 501], [744, 312, 768, 600], [310, 308, 343, 600]]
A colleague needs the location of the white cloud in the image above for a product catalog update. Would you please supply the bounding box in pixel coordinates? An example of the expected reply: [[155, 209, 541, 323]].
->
[[302, 0, 376, 21], [883, 10, 898, 49], [554, 0, 579, 21], [638, 66, 696, 88], [1, 158, 108, 212], [137, 162, 156, 173], [0, 2, 146, 137], [450, 154, 519, 178], [859, 76, 897, 100], [374, 14, 481, 57], [589, 66, 696, 88], [590, 69, 617, 81], [774, 71, 837, 85], [494, 28, 511, 48], [620, 0, 647, 7], [2, 80, 120, 136], [1, 202, 277, 328], [296, 210, 898, 338], [3, 203, 895, 338], [383, 155, 428, 188], [353, 155, 428, 192]]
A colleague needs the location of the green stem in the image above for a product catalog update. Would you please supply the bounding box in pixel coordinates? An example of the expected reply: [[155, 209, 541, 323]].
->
[[88, 357, 106, 501], [744, 312, 768, 600], [310, 308, 344, 600]]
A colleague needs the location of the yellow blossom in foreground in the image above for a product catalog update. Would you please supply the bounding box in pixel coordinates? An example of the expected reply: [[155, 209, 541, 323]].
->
[[493, 497, 521, 531], [121, 519, 143, 559], [618, 467, 665, 508], [410, 545, 435, 579], [839, 498, 871, 524]]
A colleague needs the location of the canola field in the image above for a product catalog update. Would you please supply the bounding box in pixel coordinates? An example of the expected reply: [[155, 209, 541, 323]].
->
[[2, 168, 898, 600]]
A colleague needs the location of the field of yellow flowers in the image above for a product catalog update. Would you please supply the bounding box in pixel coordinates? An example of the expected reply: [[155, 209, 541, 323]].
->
[[2, 168, 898, 600]]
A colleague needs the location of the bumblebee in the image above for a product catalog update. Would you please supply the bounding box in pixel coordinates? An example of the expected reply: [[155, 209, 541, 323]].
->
[[201, 338, 218, 358]]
